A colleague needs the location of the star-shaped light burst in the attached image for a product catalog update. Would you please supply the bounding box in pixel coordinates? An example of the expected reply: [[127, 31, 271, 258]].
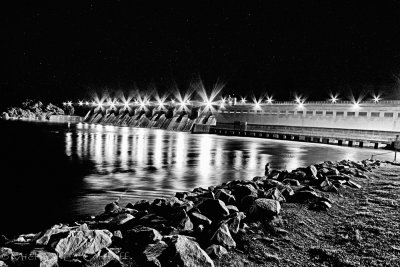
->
[[135, 93, 150, 111], [119, 94, 134, 111], [265, 95, 274, 104], [78, 101, 83, 106], [329, 93, 339, 103], [240, 97, 247, 104], [92, 93, 107, 111], [196, 79, 224, 113], [372, 94, 381, 103], [153, 92, 169, 111], [172, 87, 194, 112], [108, 99, 116, 109], [252, 95, 262, 110]]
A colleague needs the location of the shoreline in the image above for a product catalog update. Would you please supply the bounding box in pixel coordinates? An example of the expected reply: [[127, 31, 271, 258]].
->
[[1, 159, 398, 266]]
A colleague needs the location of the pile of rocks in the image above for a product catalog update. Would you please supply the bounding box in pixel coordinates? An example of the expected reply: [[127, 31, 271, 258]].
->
[[0, 159, 381, 267]]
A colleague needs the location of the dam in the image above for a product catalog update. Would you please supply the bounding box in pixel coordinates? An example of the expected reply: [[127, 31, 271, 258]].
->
[[63, 99, 400, 149]]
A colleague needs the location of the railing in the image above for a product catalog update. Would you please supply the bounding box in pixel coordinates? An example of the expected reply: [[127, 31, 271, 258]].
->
[[214, 122, 399, 143]]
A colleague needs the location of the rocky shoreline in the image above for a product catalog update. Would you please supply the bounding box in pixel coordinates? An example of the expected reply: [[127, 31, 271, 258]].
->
[[0, 159, 391, 266]]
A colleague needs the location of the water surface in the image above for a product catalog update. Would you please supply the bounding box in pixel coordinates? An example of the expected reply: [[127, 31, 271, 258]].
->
[[1, 120, 394, 235]]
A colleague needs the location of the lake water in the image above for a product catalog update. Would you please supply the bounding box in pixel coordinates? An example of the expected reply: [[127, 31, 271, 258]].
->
[[1, 120, 394, 235]]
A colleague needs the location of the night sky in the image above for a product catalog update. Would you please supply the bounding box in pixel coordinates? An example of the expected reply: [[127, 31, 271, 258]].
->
[[2, 1, 400, 109]]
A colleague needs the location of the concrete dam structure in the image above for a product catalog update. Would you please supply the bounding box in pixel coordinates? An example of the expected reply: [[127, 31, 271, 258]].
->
[[213, 100, 400, 148], [82, 105, 216, 132], [64, 98, 400, 149]]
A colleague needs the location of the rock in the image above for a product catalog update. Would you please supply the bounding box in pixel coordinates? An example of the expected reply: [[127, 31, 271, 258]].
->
[[173, 210, 194, 231], [136, 213, 168, 226], [214, 189, 236, 205], [0, 248, 12, 262], [232, 185, 258, 202], [83, 247, 121, 267], [226, 205, 239, 214], [320, 179, 338, 193], [35, 224, 71, 246], [109, 213, 135, 226], [239, 195, 258, 213], [0, 260, 6, 267], [290, 171, 306, 181], [205, 245, 228, 259], [326, 174, 349, 181], [282, 179, 300, 186], [129, 200, 150, 211], [211, 223, 236, 249], [280, 185, 295, 200], [263, 179, 285, 190], [291, 190, 320, 203], [151, 197, 187, 215], [141, 241, 169, 267], [197, 199, 229, 221], [228, 212, 246, 234], [105, 202, 120, 213], [264, 188, 286, 202], [171, 235, 214, 267], [30, 250, 58, 267], [190, 212, 212, 227], [250, 198, 281, 218], [310, 201, 332, 211], [307, 165, 318, 177], [175, 192, 188, 199], [54, 230, 113, 260], [125, 227, 163, 248], [346, 180, 362, 189]]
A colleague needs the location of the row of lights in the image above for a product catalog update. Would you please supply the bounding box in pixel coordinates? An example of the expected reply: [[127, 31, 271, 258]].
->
[[63, 98, 213, 110], [62, 94, 383, 109]]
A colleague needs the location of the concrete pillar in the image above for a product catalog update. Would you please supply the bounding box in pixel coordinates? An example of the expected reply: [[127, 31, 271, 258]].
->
[[348, 141, 353, 147]]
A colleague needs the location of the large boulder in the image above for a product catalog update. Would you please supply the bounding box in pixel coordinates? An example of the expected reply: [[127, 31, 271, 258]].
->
[[151, 197, 187, 215], [104, 202, 120, 213], [125, 227, 163, 248], [30, 250, 58, 267], [232, 185, 258, 203], [35, 224, 72, 246], [190, 212, 212, 227], [214, 189, 236, 205], [141, 241, 169, 267], [227, 212, 246, 234], [291, 190, 320, 203], [306, 165, 318, 177], [250, 198, 281, 218], [54, 230, 112, 260], [127, 200, 150, 211], [173, 210, 194, 231], [197, 199, 229, 222], [211, 223, 236, 249], [205, 244, 228, 259], [83, 247, 121, 267], [264, 188, 286, 202], [108, 213, 135, 227], [170, 235, 214, 267]]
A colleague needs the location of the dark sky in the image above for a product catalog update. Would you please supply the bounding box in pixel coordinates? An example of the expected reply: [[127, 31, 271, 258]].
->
[[2, 1, 400, 108]]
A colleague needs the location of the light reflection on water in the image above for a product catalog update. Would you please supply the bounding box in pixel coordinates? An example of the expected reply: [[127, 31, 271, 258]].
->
[[68, 123, 394, 216]]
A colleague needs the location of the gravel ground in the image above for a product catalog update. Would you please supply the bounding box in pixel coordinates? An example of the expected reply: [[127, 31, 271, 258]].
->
[[215, 163, 400, 267]]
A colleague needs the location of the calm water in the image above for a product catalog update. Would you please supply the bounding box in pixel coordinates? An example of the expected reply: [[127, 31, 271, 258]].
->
[[1, 120, 394, 235]]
